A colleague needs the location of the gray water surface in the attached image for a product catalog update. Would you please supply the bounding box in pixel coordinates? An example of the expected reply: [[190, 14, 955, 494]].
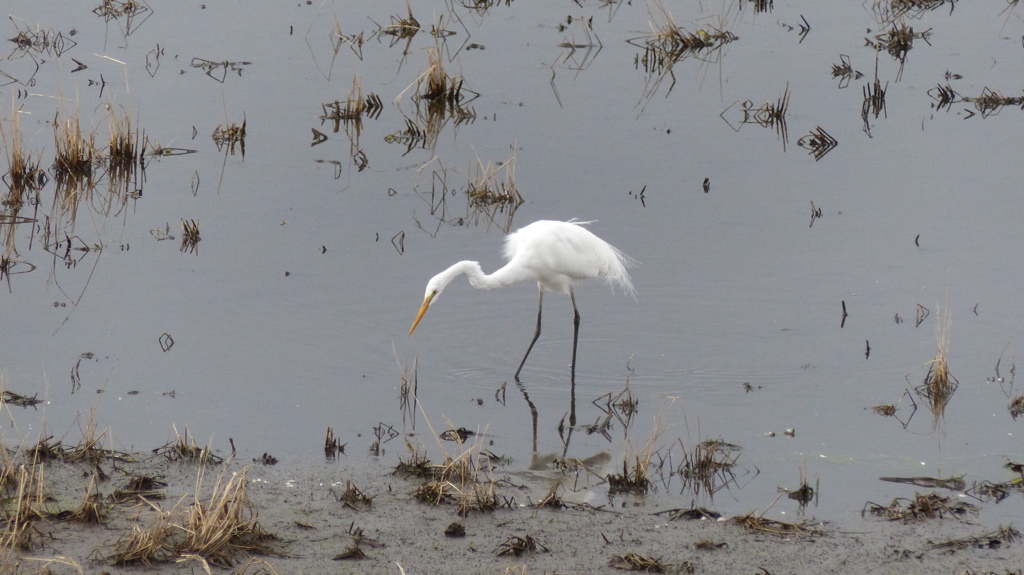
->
[[2, 0, 1023, 525]]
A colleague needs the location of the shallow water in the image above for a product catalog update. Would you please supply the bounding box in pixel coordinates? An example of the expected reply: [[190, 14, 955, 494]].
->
[[2, 0, 1023, 525]]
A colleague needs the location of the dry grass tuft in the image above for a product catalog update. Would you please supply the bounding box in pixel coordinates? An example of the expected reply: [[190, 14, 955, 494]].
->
[[154, 426, 222, 464], [535, 481, 566, 509], [378, 0, 420, 41], [630, 2, 737, 64], [863, 491, 977, 522], [609, 552, 666, 572], [107, 107, 142, 184], [913, 308, 957, 426], [393, 449, 435, 479], [495, 533, 548, 557], [607, 457, 652, 495], [731, 510, 812, 536], [409, 444, 510, 516], [962, 87, 1024, 119], [53, 113, 96, 187], [0, 464, 48, 552], [465, 154, 522, 232], [740, 83, 790, 149], [113, 504, 176, 565], [1010, 395, 1024, 420], [930, 525, 1019, 551], [109, 474, 168, 504], [66, 473, 106, 523], [677, 439, 742, 499], [654, 505, 722, 521], [608, 418, 670, 496], [324, 427, 345, 459], [177, 466, 275, 567], [336, 481, 374, 511], [2, 110, 45, 207], [180, 219, 201, 255], [212, 118, 246, 155]]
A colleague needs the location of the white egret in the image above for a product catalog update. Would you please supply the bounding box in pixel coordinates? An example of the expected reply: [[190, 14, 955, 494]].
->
[[408, 220, 635, 382]]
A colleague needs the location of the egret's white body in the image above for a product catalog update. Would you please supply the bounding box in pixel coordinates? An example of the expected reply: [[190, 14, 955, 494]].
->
[[409, 220, 634, 381]]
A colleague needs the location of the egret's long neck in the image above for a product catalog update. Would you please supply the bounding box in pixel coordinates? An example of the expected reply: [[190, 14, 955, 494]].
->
[[443, 260, 529, 291]]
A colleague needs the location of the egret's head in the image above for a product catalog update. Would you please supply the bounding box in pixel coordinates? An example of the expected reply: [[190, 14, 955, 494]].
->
[[408, 275, 446, 336]]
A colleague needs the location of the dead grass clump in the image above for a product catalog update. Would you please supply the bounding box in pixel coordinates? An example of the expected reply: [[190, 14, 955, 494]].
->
[[320, 75, 383, 135], [109, 475, 168, 504], [408, 45, 477, 109], [495, 533, 548, 557], [377, 0, 420, 41], [741, 83, 790, 148], [411, 451, 510, 515], [607, 457, 652, 495], [27, 436, 67, 462], [153, 426, 222, 464], [179, 219, 201, 255], [393, 449, 435, 479], [53, 113, 96, 186], [466, 157, 521, 209], [324, 427, 345, 459], [535, 481, 566, 509], [336, 481, 373, 511], [830, 54, 863, 88], [177, 466, 275, 567], [929, 525, 1019, 551], [0, 464, 48, 551], [413, 479, 459, 506], [1010, 395, 1024, 420], [609, 421, 669, 496], [609, 552, 666, 572], [333, 544, 367, 560], [916, 346, 957, 419], [888, 0, 957, 18], [864, 492, 977, 522], [867, 23, 930, 81], [65, 408, 130, 463], [796, 125, 838, 161], [113, 506, 175, 565], [456, 474, 505, 516], [0, 390, 44, 408], [677, 439, 742, 498], [212, 118, 246, 155], [929, 83, 958, 112], [730, 499, 816, 536], [654, 506, 721, 521], [863, 75, 888, 121], [629, 2, 737, 64], [64, 474, 106, 523], [2, 110, 44, 205], [107, 108, 142, 184], [912, 309, 957, 426], [962, 87, 1024, 119]]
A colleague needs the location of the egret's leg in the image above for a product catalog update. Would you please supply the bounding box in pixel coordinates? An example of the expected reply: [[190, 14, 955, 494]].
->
[[570, 287, 580, 384], [515, 290, 544, 382]]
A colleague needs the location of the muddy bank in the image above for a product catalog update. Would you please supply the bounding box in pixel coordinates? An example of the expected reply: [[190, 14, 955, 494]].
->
[[9, 449, 1022, 574]]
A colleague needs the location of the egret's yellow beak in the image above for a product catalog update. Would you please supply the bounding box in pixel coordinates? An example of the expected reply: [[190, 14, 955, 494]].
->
[[409, 292, 435, 335]]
